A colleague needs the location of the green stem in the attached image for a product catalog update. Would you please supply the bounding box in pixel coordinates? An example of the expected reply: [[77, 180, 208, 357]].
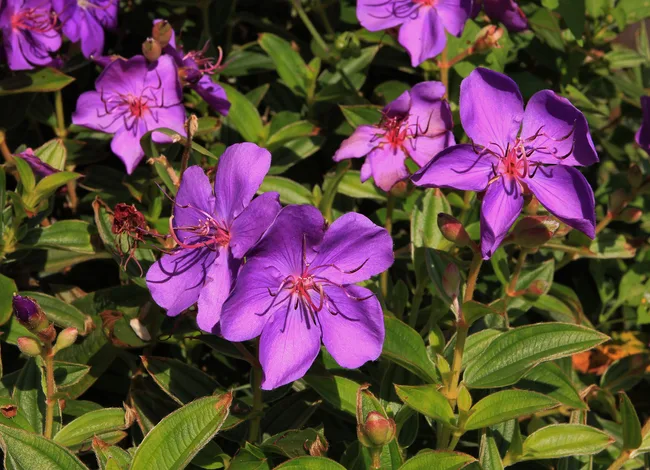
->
[[595, 212, 613, 235], [408, 280, 426, 328], [447, 432, 461, 451], [54, 91, 67, 138], [248, 363, 264, 442], [289, 0, 329, 53], [313, 0, 335, 36], [607, 451, 630, 470], [380, 193, 395, 299], [463, 251, 483, 304], [43, 350, 56, 439], [506, 249, 528, 297]]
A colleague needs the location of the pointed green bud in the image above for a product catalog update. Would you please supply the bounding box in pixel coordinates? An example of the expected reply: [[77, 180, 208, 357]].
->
[[53, 327, 78, 353], [17, 337, 42, 357], [142, 38, 162, 62], [152, 20, 173, 48], [507, 216, 559, 248], [457, 385, 472, 413], [438, 213, 472, 248]]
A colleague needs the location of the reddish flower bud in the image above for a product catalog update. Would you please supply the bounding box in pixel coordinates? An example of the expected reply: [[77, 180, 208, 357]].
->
[[474, 25, 504, 52], [152, 20, 173, 48], [438, 213, 472, 247], [54, 327, 78, 353], [616, 207, 642, 223], [608, 189, 629, 215], [442, 263, 460, 300], [17, 337, 42, 357], [508, 216, 559, 248], [360, 411, 397, 448], [142, 38, 162, 62], [12, 295, 49, 333]]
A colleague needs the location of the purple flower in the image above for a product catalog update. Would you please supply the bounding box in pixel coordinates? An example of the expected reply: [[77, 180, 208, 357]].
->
[[357, 0, 472, 66], [52, 0, 118, 58], [146, 143, 281, 334], [220, 205, 394, 390], [16, 148, 59, 177], [12, 294, 40, 323], [333, 81, 454, 192], [154, 19, 230, 116], [72, 54, 186, 174], [472, 0, 528, 32], [0, 0, 62, 70], [412, 68, 598, 259], [636, 96, 650, 152]]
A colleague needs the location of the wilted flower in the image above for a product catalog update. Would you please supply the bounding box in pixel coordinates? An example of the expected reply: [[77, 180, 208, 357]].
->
[[333, 81, 454, 192], [153, 19, 230, 116], [53, 0, 117, 58], [635, 96, 650, 153], [220, 205, 394, 390], [146, 143, 280, 333], [72, 55, 186, 174], [356, 0, 472, 66], [413, 68, 598, 259], [472, 0, 528, 32], [16, 148, 60, 177], [0, 0, 62, 70]]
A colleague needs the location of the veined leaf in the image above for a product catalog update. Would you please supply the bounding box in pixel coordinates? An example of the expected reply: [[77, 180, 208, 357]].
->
[[274, 456, 346, 469], [519, 424, 613, 461], [619, 392, 642, 450], [20, 291, 93, 334], [400, 450, 477, 469], [394, 384, 455, 427], [53, 408, 131, 451], [465, 390, 558, 430]]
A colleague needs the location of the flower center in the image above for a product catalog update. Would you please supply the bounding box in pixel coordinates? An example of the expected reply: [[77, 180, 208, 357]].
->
[[169, 208, 231, 251], [127, 96, 149, 119], [11, 8, 56, 33], [414, 0, 437, 6]]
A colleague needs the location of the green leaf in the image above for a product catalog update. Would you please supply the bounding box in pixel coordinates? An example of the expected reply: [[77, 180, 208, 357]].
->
[[260, 176, 313, 205], [258, 33, 308, 96], [269, 136, 324, 175], [631, 428, 650, 458], [261, 429, 324, 458], [220, 83, 265, 144], [464, 323, 609, 389], [465, 390, 558, 430], [411, 189, 452, 251], [19, 220, 99, 255], [53, 361, 91, 391], [480, 429, 505, 470], [142, 356, 220, 405], [518, 362, 586, 410], [337, 172, 386, 201], [229, 443, 271, 470], [619, 392, 642, 450], [394, 384, 455, 427], [266, 121, 318, 151], [519, 424, 613, 461], [339, 105, 382, 127], [319, 162, 349, 221], [93, 440, 132, 470], [529, 8, 565, 51], [0, 274, 17, 326], [33, 138, 67, 171], [0, 397, 36, 432], [130, 392, 233, 470], [0, 423, 87, 470], [0, 68, 75, 95], [53, 408, 130, 451], [274, 456, 346, 469], [20, 291, 93, 334], [303, 373, 358, 416], [32, 171, 80, 200], [400, 450, 477, 469], [12, 156, 35, 193], [12, 358, 45, 435], [382, 315, 440, 384]]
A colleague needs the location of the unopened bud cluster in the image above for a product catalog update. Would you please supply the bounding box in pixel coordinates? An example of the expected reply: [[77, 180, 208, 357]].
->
[[142, 20, 172, 62]]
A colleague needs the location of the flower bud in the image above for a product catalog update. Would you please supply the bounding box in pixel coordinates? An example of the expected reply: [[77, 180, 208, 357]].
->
[[616, 207, 642, 223], [360, 411, 396, 448], [12, 295, 49, 333], [152, 20, 173, 48], [442, 263, 460, 300], [307, 435, 329, 457], [178, 66, 202, 86], [142, 38, 162, 62], [508, 216, 559, 247], [438, 213, 472, 247], [53, 327, 78, 353], [628, 164, 643, 189], [16, 337, 42, 357], [474, 25, 504, 52], [457, 385, 472, 413], [608, 189, 629, 215]]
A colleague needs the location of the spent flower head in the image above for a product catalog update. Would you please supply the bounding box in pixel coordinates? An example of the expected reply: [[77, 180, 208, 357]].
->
[[413, 68, 598, 259]]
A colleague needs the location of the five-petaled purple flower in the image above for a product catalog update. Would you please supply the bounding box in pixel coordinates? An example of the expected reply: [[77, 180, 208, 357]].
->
[[154, 19, 230, 116], [635, 96, 650, 153], [357, 0, 472, 66], [333, 81, 454, 192], [72, 54, 186, 174], [146, 143, 280, 334], [220, 205, 394, 390], [53, 0, 117, 58], [472, 0, 528, 32], [413, 68, 598, 259], [0, 0, 62, 70]]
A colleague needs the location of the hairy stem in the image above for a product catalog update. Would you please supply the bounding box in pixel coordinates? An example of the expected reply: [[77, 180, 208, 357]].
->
[[607, 451, 630, 470], [595, 212, 613, 235], [289, 0, 329, 53], [463, 251, 483, 304], [506, 249, 528, 296], [43, 350, 56, 439], [408, 279, 427, 328], [381, 193, 395, 298], [54, 91, 67, 138]]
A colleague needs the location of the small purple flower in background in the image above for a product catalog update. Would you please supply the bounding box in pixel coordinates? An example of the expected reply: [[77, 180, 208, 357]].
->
[[472, 0, 528, 32], [333, 81, 454, 192], [52, 0, 118, 58], [0, 0, 62, 70], [220, 205, 394, 390], [72, 55, 186, 174], [146, 143, 280, 334], [154, 20, 230, 116], [357, 0, 472, 66], [16, 148, 60, 177], [635, 96, 650, 152], [413, 68, 598, 259]]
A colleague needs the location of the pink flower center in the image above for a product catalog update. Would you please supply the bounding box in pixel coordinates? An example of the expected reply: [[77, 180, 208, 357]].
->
[[169, 209, 231, 251], [413, 0, 437, 6], [127, 96, 149, 119], [11, 8, 56, 33], [383, 116, 409, 149]]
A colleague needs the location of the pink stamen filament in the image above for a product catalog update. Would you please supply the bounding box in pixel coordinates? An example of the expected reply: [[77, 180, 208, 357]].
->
[[11, 7, 57, 33]]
